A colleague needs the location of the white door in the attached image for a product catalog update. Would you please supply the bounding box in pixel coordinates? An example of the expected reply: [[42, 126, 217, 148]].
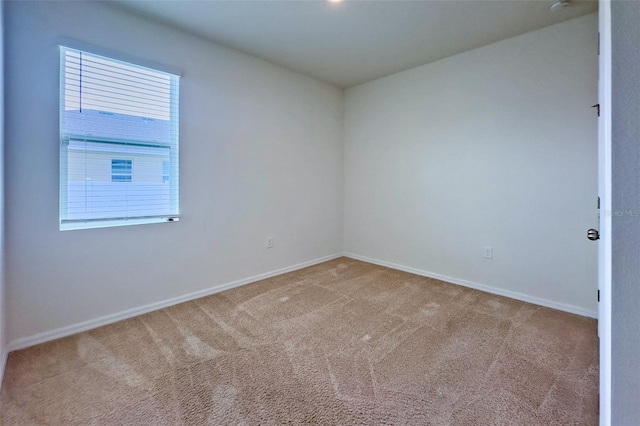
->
[[597, 1, 612, 425]]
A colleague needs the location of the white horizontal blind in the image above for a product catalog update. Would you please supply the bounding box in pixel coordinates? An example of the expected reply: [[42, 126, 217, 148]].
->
[[60, 47, 179, 230]]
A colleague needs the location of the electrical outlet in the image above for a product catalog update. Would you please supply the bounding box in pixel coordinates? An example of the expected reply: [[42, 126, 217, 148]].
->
[[483, 246, 493, 259], [266, 237, 274, 249]]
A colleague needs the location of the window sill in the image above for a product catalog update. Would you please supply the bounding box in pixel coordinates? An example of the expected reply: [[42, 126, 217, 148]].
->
[[60, 216, 179, 231]]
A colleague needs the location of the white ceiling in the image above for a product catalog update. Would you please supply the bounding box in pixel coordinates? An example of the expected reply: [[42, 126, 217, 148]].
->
[[113, 0, 597, 88]]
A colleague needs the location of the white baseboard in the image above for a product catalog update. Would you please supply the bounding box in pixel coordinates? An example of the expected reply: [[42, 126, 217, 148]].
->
[[7, 253, 344, 352], [0, 349, 8, 387], [7, 251, 596, 352], [344, 252, 597, 319]]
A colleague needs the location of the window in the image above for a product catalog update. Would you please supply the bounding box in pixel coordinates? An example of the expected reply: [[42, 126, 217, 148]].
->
[[162, 161, 170, 183], [111, 159, 133, 182], [59, 47, 180, 230]]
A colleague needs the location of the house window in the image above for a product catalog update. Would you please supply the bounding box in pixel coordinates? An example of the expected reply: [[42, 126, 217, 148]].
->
[[162, 161, 170, 183], [59, 47, 180, 230], [111, 159, 133, 182]]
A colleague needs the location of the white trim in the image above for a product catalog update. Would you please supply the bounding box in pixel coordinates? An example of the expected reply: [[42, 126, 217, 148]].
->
[[7, 253, 343, 351], [0, 349, 8, 386], [344, 252, 597, 318], [60, 216, 179, 231], [598, 1, 613, 424], [7, 250, 598, 352]]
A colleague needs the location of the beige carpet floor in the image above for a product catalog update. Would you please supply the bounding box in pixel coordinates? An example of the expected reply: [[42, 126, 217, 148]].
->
[[0, 257, 598, 425]]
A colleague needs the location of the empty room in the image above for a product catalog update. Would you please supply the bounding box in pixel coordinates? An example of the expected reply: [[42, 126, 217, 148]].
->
[[0, 0, 638, 424]]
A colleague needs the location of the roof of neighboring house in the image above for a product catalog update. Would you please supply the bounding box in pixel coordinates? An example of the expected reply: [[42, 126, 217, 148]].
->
[[63, 109, 173, 145]]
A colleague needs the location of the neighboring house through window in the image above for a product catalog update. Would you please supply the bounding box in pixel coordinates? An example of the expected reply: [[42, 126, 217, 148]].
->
[[162, 161, 170, 183], [59, 47, 180, 230], [111, 159, 133, 182]]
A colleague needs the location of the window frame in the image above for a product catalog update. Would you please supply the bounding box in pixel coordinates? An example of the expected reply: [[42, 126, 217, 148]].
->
[[59, 46, 180, 231], [111, 159, 133, 183]]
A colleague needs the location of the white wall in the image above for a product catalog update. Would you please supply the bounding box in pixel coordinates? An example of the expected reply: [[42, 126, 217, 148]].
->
[[612, 2, 640, 423], [4, 2, 598, 347], [344, 14, 598, 316], [4, 1, 344, 344]]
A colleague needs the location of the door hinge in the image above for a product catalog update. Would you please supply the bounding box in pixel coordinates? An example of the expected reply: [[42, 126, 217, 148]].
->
[[598, 289, 600, 302], [598, 196, 600, 209], [592, 104, 600, 117]]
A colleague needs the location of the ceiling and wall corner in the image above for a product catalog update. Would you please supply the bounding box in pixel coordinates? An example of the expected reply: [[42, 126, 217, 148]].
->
[[113, 0, 598, 88]]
